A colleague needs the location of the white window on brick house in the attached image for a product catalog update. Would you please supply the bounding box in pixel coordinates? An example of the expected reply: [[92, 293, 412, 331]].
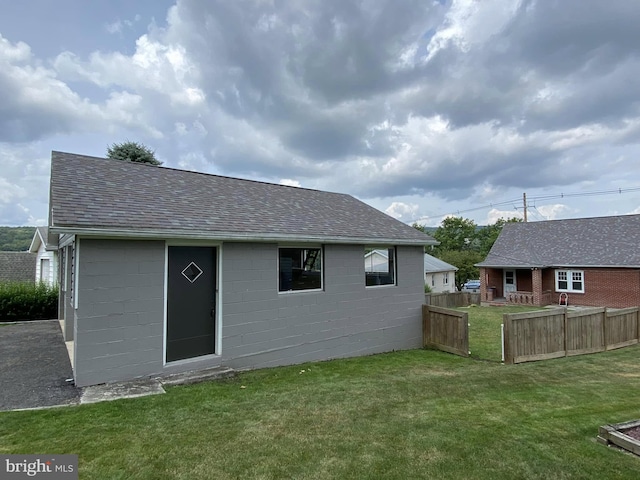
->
[[278, 247, 322, 292], [443, 272, 449, 285], [431, 275, 435, 287], [555, 269, 584, 293]]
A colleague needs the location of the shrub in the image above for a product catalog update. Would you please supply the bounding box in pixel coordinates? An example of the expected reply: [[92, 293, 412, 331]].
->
[[0, 282, 58, 321], [424, 284, 432, 293]]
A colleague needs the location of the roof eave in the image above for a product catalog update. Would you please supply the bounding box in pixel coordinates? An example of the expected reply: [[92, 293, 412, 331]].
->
[[475, 263, 546, 269], [49, 226, 437, 246]]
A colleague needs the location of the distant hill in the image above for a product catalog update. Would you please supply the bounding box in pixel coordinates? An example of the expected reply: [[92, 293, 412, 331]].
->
[[0, 227, 36, 251]]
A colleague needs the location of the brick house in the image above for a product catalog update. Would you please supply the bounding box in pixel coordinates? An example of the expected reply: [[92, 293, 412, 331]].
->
[[49, 151, 437, 386], [476, 215, 640, 308]]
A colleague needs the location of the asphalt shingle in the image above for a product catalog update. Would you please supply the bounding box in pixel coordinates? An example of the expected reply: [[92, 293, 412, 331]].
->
[[0, 252, 36, 283], [478, 215, 640, 268], [49, 151, 436, 245]]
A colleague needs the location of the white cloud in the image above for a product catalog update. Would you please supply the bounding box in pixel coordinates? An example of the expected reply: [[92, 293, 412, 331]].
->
[[2, 1, 640, 226], [385, 202, 419, 220], [279, 179, 301, 187]]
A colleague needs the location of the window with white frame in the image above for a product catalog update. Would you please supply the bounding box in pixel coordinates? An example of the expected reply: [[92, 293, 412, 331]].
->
[[278, 247, 322, 292], [364, 247, 396, 286], [555, 269, 584, 293], [443, 272, 449, 285], [431, 274, 435, 287]]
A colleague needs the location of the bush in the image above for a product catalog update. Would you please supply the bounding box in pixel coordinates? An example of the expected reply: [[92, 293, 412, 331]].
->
[[0, 282, 59, 321]]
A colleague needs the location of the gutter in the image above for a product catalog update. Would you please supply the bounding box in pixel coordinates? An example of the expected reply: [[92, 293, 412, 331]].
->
[[476, 264, 640, 269], [49, 226, 438, 247]]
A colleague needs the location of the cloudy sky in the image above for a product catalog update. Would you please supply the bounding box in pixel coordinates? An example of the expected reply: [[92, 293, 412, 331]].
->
[[2, 0, 640, 228]]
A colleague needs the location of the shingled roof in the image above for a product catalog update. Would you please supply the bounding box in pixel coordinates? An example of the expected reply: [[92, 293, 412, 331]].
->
[[424, 254, 458, 273], [477, 214, 640, 268], [29, 227, 58, 253], [49, 151, 436, 245]]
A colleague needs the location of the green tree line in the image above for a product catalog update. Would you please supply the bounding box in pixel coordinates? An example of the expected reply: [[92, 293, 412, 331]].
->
[[0, 227, 36, 251]]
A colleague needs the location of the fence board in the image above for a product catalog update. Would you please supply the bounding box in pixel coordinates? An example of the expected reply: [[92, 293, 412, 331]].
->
[[566, 308, 605, 356], [503, 306, 640, 364], [424, 292, 480, 308], [503, 310, 565, 364], [606, 308, 639, 350], [422, 305, 469, 357]]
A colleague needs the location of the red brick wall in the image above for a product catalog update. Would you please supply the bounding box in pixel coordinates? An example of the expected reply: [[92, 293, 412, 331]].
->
[[481, 268, 504, 297], [542, 269, 555, 291], [516, 270, 532, 291], [557, 268, 640, 308], [481, 268, 505, 298]]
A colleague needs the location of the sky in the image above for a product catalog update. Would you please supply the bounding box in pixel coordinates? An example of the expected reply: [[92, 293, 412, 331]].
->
[[2, 0, 640, 228]]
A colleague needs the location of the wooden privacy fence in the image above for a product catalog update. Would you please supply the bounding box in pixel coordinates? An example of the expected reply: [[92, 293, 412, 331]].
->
[[425, 292, 481, 308], [503, 307, 640, 364], [422, 305, 469, 357]]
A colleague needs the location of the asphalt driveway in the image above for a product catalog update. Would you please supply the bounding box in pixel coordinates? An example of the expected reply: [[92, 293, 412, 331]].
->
[[0, 320, 80, 411]]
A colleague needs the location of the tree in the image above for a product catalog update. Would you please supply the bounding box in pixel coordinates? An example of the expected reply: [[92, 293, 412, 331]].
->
[[0, 227, 36, 251], [432, 217, 478, 254], [437, 250, 483, 290], [107, 141, 162, 165]]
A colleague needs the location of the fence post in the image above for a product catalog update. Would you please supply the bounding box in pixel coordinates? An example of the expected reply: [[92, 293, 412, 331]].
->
[[563, 307, 568, 357], [422, 304, 430, 347], [603, 307, 609, 351], [503, 313, 512, 364]]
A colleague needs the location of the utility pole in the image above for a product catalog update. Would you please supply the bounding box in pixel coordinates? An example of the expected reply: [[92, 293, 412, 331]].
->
[[523, 192, 528, 222]]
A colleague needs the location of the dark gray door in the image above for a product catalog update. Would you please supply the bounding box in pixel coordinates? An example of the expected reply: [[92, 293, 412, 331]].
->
[[166, 246, 217, 362]]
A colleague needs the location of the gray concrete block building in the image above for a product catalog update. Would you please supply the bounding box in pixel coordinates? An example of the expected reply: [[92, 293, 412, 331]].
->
[[49, 151, 436, 386]]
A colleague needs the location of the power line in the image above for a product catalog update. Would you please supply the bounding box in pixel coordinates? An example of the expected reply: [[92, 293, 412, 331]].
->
[[411, 186, 640, 224]]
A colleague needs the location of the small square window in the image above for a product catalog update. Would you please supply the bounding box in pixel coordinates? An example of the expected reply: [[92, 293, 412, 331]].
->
[[279, 247, 322, 292], [365, 247, 396, 287]]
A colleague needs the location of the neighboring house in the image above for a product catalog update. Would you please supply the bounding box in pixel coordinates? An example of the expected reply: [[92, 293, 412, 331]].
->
[[49, 151, 437, 387], [476, 214, 640, 308], [424, 254, 458, 293], [0, 252, 36, 283], [29, 226, 59, 286]]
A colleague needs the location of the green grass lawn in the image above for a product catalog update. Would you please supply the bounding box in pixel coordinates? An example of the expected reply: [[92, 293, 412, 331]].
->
[[459, 305, 542, 361], [2, 344, 640, 479]]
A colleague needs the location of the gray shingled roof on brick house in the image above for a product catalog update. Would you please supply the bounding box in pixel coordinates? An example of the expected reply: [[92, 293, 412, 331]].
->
[[477, 214, 640, 268], [0, 252, 36, 283], [49, 151, 437, 245]]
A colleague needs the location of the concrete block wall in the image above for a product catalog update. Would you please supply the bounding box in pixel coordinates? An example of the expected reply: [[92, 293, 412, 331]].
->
[[74, 239, 166, 386], [221, 243, 425, 370], [73, 239, 426, 386]]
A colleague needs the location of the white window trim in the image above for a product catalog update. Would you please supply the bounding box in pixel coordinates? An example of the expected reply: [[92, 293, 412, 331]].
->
[[555, 269, 585, 293], [278, 245, 324, 294], [443, 272, 449, 285]]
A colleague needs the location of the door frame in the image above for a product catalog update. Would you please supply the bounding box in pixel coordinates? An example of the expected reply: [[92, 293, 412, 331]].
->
[[504, 269, 517, 294], [163, 241, 222, 365]]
